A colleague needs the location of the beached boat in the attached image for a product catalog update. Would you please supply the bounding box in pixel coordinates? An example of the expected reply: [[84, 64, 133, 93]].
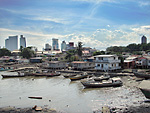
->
[[81, 78, 122, 88], [133, 72, 150, 79], [0, 67, 12, 71], [69, 72, 88, 81], [138, 80, 150, 99], [94, 74, 110, 81], [1, 72, 25, 78], [46, 72, 61, 77], [63, 74, 76, 78], [139, 88, 150, 99], [28, 96, 42, 99]]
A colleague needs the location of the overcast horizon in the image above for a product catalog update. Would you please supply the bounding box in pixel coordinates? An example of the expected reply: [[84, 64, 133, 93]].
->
[[0, 0, 150, 51]]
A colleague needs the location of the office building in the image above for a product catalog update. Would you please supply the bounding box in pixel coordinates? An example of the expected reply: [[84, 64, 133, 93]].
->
[[52, 38, 59, 50], [141, 35, 147, 44], [5, 35, 18, 51], [69, 42, 74, 47], [45, 43, 51, 51], [20, 35, 26, 48], [61, 41, 66, 51]]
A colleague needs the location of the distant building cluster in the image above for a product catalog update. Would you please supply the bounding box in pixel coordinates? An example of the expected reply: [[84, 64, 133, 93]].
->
[[2, 35, 148, 52], [44, 39, 76, 52]]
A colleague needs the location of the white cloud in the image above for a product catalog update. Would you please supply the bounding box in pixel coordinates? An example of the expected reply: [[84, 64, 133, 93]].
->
[[1, 25, 150, 51]]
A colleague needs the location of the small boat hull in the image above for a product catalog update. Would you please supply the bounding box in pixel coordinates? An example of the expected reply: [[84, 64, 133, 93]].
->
[[134, 72, 150, 79], [94, 75, 110, 81], [2, 75, 25, 78], [139, 88, 150, 99], [63, 74, 76, 78], [70, 74, 88, 81], [81, 81, 122, 88]]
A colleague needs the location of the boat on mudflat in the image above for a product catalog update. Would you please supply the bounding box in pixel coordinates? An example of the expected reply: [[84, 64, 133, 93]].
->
[[139, 88, 150, 99], [46, 72, 61, 77], [81, 78, 122, 88], [69, 72, 88, 81], [94, 74, 110, 81], [1, 72, 25, 78], [138, 80, 150, 99], [133, 72, 150, 79], [63, 74, 76, 78]]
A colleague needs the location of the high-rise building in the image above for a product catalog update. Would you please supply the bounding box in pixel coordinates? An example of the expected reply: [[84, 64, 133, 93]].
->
[[5, 35, 18, 51], [45, 43, 51, 51], [52, 38, 59, 50], [61, 41, 66, 51], [20, 35, 26, 48], [69, 42, 74, 47], [141, 35, 147, 44]]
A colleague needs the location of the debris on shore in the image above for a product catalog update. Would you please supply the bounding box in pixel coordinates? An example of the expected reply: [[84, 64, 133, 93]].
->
[[0, 106, 58, 113]]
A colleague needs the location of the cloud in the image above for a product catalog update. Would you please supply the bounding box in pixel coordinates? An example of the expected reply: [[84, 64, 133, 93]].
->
[[138, 1, 150, 7], [1, 25, 150, 51]]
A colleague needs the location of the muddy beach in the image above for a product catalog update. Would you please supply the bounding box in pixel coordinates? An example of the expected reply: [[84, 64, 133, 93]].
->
[[0, 67, 150, 113]]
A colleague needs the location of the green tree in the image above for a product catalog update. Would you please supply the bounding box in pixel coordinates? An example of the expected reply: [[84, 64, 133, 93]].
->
[[93, 51, 105, 56], [77, 42, 83, 58], [0, 48, 11, 57], [65, 49, 77, 61], [21, 48, 35, 59]]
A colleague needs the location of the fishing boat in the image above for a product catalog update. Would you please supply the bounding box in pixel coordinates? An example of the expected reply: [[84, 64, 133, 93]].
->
[[139, 88, 150, 99], [0, 67, 12, 71], [138, 80, 150, 99], [94, 74, 110, 81], [63, 74, 76, 78], [46, 71, 61, 77], [1, 72, 25, 78], [133, 72, 150, 79], [28, 96, 42, 99], [81, 78, 122, 88], [69, 72, 88, 81]]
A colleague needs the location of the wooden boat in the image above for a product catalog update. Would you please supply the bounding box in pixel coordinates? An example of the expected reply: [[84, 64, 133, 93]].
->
[[1, 72, 25, 78], [81, 78, 122, 88], [46, 72, 61, 77], [63, 74, 76, 78], [28, 96, 42, 99], [70, 72, 88, 81], [133, 72, 150, 79], [94, 74, 110, 81], [138, 80, 150, 99], [139, 88, 150, 99], [34, 73, 48, 77], [0, 67, 12, 71]]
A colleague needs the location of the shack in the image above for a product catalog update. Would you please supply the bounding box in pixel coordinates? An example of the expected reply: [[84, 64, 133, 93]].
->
[[30, 57, 43, 63]]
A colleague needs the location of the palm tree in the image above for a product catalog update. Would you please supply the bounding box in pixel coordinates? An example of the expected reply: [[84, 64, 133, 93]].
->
[[77, 42, 83, 59]]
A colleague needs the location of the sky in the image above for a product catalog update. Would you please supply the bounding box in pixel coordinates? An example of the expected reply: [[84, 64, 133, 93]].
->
[[0, 0, 150, 51]]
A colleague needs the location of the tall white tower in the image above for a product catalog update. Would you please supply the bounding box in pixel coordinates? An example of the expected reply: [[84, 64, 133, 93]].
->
[[20, 35, 26, 48], [5, 35, 18, 51]]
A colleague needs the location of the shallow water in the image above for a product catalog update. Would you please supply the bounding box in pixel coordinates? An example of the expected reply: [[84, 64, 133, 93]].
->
[[0, 71, 146, 113]]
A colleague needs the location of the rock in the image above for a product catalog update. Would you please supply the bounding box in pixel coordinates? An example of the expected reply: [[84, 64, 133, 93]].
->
[[102, 106, 110, 113], [32, 105, 37, 109], [35, 106, 42, 111]]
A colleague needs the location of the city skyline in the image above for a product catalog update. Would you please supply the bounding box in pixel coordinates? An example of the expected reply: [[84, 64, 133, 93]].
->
[[0, 0, 150, 50]]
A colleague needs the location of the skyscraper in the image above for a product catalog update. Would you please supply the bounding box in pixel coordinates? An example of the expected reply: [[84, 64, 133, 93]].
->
[[52, 38, 59, 50], [5, 36, 18, 51], [141, 35, 147, 44], [61, 41, 66, 51], [20, 35, 26, 48]]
